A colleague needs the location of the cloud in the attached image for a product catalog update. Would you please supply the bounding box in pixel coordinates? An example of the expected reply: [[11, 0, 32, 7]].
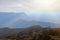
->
[[0, 0, 60, 14]]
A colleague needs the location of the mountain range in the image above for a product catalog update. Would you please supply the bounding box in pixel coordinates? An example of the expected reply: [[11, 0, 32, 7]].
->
[[0, 12, 60, 37], [0, 12, 60, 28]]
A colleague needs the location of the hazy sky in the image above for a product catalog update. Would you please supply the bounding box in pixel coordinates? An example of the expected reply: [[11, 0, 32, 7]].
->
[[0, 0, 60, 24], [0, 0, 60, 14], [0, 0, 60, 28]]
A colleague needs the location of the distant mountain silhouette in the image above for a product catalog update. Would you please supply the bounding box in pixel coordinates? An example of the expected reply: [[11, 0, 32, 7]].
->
[[0, 12, 29, 27], [11, 21, 60, 28], [0, 12, 60, 28]]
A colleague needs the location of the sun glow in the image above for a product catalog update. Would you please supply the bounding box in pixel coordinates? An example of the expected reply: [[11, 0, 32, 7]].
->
[[22, 0, 58, 14], [33, 0, 54, 5], [0, 0, 59, 13]]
